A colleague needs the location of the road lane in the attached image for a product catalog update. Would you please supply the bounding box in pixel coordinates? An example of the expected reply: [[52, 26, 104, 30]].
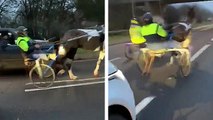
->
[[109, 28, 213, 119], [137, 43, 213, 120], [0, 59, 104, 120]]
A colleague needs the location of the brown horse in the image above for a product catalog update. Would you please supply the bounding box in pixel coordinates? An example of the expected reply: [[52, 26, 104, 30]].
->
[[57, 26, 104, 79]]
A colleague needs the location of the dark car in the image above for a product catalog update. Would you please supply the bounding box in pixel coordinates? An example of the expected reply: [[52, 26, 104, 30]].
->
[[0, 28, 55, 70]]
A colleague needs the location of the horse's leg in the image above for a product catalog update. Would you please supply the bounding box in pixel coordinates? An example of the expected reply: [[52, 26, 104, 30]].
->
[[62, 58, 77, 80], [68, 66, 78, 80], [94, 50, 105, 77], [64, 48, 78, 80], [55, 62, 65, 75]]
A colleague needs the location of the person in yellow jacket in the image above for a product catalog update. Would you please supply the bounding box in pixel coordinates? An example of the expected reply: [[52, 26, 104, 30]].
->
[[139, 12, 168, 50], [137, 12, 169, 74], [129, 18, 146, 48], [15, 26, 47, 60]]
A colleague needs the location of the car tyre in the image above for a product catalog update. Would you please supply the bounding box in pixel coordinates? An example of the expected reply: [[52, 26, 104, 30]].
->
[[109, 113, 129, 120]]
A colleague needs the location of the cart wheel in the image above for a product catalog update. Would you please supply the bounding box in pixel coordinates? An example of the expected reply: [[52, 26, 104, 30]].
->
[[125, 43, 140, 59], [179, 52, 191, 77], [137, 50, 146, 73], [29, 64, 55, 88], [124, 43, 133, 59]]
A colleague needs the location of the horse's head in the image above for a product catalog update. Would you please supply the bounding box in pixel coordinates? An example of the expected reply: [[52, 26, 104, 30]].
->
[[171, 22, 191, 42], [96, 25, 105, 34], [95, 25, 105, 42]]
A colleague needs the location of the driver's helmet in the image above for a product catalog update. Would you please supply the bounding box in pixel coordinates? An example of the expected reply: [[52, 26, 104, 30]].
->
[[16, 26, 28, 36], [142, 12, 153, 25]]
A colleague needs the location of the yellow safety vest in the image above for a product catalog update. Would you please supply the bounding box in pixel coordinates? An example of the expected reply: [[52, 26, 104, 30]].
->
[[15, 36, 31, 52], [129, 25, 146, 44], [141, 23, 167, 38]]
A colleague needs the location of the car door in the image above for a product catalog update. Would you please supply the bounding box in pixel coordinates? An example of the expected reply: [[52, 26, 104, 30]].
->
[[0, 31, 25, 70]]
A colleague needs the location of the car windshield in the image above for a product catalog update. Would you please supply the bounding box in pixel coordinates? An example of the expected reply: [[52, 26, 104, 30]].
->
[[108, 61, 118, 76]]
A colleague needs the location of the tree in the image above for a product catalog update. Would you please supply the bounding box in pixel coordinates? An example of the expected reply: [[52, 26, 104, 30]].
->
[[76, 0, 104, 23], [0, 0, 18, 27], [15, 0, 104, 39], [16, 0, 76, 38]]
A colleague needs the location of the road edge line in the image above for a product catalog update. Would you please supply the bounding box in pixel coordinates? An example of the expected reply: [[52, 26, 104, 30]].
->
[[136, 96, 156, 115], [109, 57, 122, 62], [190, 44, 211, 62], [25, 81, 104, 92], [25, 77, 104, 85]]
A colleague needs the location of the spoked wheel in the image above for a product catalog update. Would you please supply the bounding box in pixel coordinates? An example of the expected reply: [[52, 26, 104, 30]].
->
[[137, 50, 146, 73], [29, 64, 55, 88], [178, 51, 191, 77], [124, 43, 133, 59], [124, 43, 139, 60]]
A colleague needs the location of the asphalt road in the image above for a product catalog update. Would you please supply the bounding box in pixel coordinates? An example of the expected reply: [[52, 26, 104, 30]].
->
[[109, 27, 213, 120], [0, 59, 104, 120]]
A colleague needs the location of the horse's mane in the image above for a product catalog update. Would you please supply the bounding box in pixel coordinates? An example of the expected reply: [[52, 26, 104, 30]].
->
[[171, 22, 191, 42], [61, 29, 87, 42]]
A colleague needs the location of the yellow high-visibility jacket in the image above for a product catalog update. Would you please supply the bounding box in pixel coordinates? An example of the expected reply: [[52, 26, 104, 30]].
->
[[141, 23, 167, 38], [129, 25, 146, 44]]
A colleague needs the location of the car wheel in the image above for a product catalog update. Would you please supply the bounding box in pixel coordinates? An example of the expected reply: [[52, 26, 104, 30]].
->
[[109, 113, 129, 120]]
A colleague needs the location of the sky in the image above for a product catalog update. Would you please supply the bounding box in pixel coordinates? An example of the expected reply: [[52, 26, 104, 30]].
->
[[172, 1, 213, 13]]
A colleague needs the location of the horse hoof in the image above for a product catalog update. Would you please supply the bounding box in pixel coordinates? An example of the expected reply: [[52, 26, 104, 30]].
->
[[70, 76, 78, 80], [94, 71, 99, 77], [94, 74, 99, 77], [57, 69, 65, 76], [94, 73, 99, 77], [143, 72, 150, 76], [142, 71, 147, 75]]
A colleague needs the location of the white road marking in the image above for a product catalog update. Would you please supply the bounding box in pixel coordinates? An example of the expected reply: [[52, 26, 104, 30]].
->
[[74, 58, 97, 63], [136, 96, 156, 115], [25, 77, 104, 85], [25, 81, 104, 92], [110, 43, 211, 63], [109, 57, 122, 62], [136, 42, 212, 115], [190, 44, 211, 62], [193, 24, 213, 30]]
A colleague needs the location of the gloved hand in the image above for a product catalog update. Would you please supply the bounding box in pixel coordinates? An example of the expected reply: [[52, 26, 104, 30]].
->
[[34, 44, 40, 48], [163, 24, 173, 30], [166, 32, 174, 40]]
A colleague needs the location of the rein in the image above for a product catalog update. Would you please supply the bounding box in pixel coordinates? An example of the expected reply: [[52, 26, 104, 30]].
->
[[52, 29, 104, 46]]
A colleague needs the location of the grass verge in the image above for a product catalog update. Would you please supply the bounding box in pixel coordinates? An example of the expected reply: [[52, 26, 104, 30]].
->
[[109, 32, 130, 45], [75, 48, 99, 60]]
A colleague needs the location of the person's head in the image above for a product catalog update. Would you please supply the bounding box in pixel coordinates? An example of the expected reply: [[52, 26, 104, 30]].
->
[[141, 12, 153, 25], [16, 26, 28, 36]]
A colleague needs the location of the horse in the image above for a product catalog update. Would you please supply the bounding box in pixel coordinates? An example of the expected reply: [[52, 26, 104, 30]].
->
[[57, 25, 105, 80]]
